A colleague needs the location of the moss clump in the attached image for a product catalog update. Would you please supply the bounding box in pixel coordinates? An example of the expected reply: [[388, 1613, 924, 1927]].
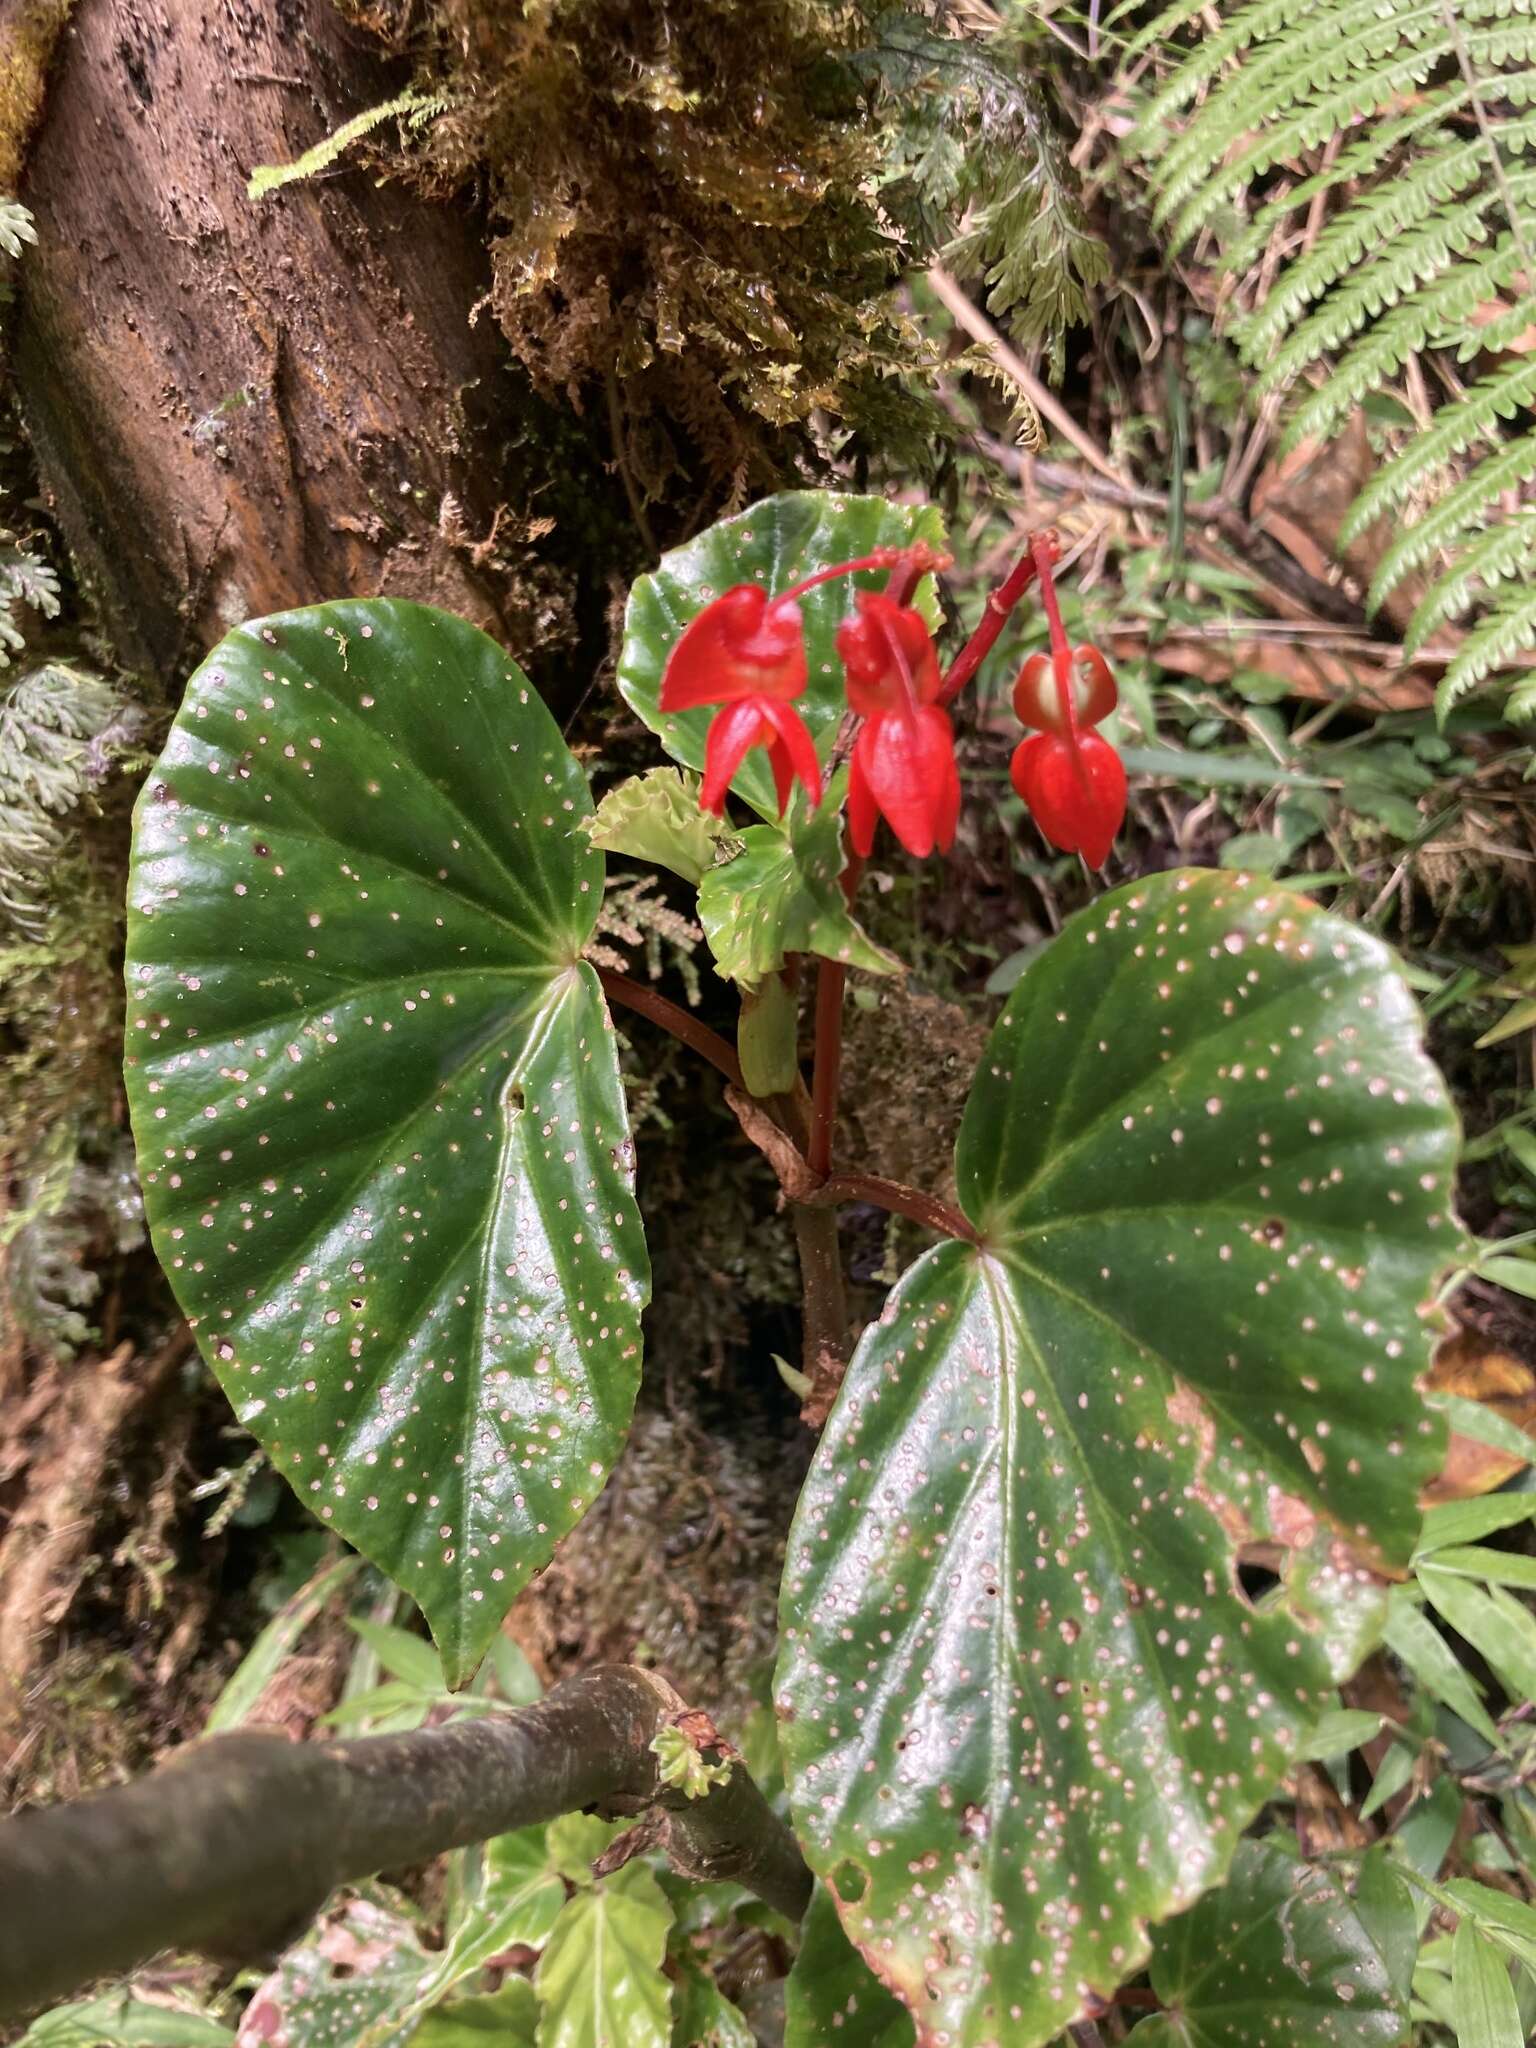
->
[[342, 1, 1104, 517]]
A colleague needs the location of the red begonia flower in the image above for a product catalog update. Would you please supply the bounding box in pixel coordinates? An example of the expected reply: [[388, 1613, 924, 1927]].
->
[[849, 702, 960, 859], [659, 584, 807, 711], [1012, 644, 1117, 734], [700, 696, 823, 816], [836, 591, 941, 716], [1009, 729, 1126, 870], [834, 594, 957, 858]]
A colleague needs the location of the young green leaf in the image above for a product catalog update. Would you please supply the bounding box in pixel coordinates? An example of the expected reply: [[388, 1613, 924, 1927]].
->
[[1131, 1838, 1409, 2047], [1354, 1848, 1419, 2004], [669, 1953, 755, 2048], [778, 871, 1459, 2048], [697, 807, 899, 991], [412, 1979, 538, 2048], [123, 599, 649, 1686], [15, 1995, 234, 2048], [618, 492, 944, 822], [582, 768, 735, 886], [1383, 1589, 1499, 1744], [534, 1863, 673, 2048]]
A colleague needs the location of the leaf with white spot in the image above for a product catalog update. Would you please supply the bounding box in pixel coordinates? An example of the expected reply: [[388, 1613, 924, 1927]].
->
[[784, 1886, 914, 2048], [777, 871, 1459, 2048], [1129, 1838, 1409, 2048], [124, 599, 648, 1686], [617, 491, 945, 823]]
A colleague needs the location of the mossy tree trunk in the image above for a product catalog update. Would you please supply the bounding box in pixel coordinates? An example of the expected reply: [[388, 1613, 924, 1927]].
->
[[9, 0, 622, 684]]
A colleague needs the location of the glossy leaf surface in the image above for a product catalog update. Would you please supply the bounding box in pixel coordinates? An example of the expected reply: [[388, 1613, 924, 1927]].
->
[[617, 492, 944, 821], [1131, 1838, 1409, 2048], [697, 805, 899, 990], [124, 599, 647, 1684], [777, 871, 1459, 2046]]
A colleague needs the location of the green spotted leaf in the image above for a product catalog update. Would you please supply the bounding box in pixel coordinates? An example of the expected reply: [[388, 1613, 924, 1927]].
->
[[777, 870, 1459, 2048], [1130, 1838, 1409, 2048], [123, 599, 648, 1686], [534, 1863, 673, 2048], [784, 1886, 914, 2048], [617, 491, 945, 823], [697, 805, 900, 991]]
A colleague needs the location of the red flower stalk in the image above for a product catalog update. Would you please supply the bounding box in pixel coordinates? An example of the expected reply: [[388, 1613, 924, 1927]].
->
[[1008, 537, 1126, 868], [659, 546, 946, 819], [836, 591, 960, 859]]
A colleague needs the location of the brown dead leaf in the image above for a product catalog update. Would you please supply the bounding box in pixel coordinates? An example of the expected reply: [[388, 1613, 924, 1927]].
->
[[1251, 412, 1432, 637], [1421, 1329, 1536, 1502], [1106, 630, 1435, 711]]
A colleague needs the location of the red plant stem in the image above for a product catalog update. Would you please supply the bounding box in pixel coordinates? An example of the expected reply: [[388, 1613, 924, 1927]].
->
[[813, 1173, 979, 1245], [777, 545, 947, 608], [596, 967, 744, 1090], [938, 532, 1057, 706], [807, 959, 845, 1181], [806, 845, 865, 1181]]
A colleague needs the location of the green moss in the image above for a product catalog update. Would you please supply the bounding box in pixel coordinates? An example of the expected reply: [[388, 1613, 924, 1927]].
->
[[0, 0, 74, 196]]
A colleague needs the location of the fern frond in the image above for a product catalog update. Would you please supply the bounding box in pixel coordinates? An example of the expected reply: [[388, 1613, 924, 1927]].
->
[[0, 198, 36, 261], [1280, 241, 1525, 446], [1225, 97, 1480, 277], [1369, 432, 1536, 612], [1436, 584, 1536, 722], [248, 89, 449, 201], [1132, 0, 1536, 717], [1257, 177, 1534, 393], [1154, 0, 1459, 231], [1158, 9, 1533, 243], [1341, 359, 1536, 544], [1233, 116, 1536, 356], [0, 662, 139, 938], [1405, 514, 1536, 659]]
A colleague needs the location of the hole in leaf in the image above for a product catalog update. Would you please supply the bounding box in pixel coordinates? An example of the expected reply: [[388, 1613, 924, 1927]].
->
[[1236, 1558, 1281, 1607], [831, 1858, 868, 1906]]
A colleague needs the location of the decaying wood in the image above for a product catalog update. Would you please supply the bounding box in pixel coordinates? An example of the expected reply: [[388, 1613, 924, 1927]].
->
[[13, 0, 599, 679], [0, 1328, 191, 1762]]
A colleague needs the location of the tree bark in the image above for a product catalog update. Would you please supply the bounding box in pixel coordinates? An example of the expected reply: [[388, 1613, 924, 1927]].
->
[[0, 1663, 811, 2020], [11, 0, 613, 683]]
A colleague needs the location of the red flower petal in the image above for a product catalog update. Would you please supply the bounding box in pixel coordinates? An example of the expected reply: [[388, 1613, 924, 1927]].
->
[[1011, 645, 1118, 734], [836, 592, 941, 717], [756, 697, 824, 812], [1010, 730, 1126, 868], [701, 700, 770, 814], [661, 586, 807, 713], [699, 696, 822, 816], [849, 704, 959, 858]]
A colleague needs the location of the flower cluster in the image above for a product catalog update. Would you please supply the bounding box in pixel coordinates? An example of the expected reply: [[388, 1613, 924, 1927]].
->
[[1007, 535, 1126, 870], [656, 532, 1126, 868]]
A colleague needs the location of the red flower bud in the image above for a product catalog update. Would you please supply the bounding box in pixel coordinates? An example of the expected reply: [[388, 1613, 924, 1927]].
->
[[1012, 644, 1117, 734], [1010, 730, 1126, 870], [849, 703, 960, 860], [660, 585, 807, 712]]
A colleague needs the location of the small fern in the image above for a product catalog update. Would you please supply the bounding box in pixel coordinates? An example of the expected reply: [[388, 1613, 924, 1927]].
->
[[1132, 0, 1536, 720], [248, 89, 448, 200], [0, 660, 139, 938]]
